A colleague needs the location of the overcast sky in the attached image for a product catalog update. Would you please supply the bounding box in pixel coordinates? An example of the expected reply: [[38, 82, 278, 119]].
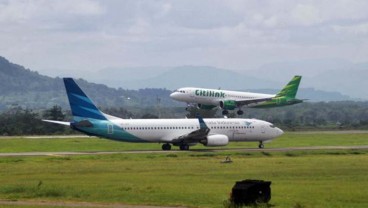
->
[[1, 0, 368, 75]]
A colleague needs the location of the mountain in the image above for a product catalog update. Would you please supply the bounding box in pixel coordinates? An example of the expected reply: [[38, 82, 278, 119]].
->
[[244, 59, 368, 99], [85, 66, 279, 89], [250, 88, 351, 102], [124, 66, 281, 90], [0, 56, 60, 93], [86, 64, 358, 100], [0, 56, 356, 111], [0, 56, 176, 110]]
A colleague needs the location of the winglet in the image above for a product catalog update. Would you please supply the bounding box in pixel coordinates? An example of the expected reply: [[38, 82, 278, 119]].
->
[[196, 113, 208, 129]]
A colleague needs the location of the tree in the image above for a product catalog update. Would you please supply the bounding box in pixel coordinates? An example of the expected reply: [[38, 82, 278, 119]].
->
[[42, 105, 67, 134], [43, 105, 65, 121]]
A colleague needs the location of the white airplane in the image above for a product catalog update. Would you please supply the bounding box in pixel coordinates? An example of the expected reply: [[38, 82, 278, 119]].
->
[[170, 76, 303, 115], [43, 78, 284, 150]]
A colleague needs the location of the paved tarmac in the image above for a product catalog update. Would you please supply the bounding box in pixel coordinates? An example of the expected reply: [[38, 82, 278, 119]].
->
[[1, 145, 367, 157]]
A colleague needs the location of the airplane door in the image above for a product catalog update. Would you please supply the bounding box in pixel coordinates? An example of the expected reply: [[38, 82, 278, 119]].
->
[[261, 125, 266, 134], [107, 124, 113, 134]]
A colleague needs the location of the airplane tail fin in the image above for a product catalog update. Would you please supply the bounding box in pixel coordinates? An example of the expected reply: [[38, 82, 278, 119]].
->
[[63, 78, 107, 121], [275, 75, 302, 98]]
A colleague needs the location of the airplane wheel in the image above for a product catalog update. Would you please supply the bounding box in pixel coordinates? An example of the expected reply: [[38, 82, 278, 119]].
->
[[222, 110, 229, 115], [258, 143, 264, 149], [180, 144, 189, 151], [237, 110, 244, 115], [162, 143, 171, 151]]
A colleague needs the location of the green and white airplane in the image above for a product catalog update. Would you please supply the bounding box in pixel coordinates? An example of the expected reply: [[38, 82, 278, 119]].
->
[[43, 78, 283, 150], [170, 76, 303, 115]]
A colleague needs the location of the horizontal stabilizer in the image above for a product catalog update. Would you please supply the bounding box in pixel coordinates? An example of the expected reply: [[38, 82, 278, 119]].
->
[[42, 120, 71, 126]]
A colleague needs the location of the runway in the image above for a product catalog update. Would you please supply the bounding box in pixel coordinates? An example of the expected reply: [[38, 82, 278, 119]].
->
[[1, 145, 367, 157]]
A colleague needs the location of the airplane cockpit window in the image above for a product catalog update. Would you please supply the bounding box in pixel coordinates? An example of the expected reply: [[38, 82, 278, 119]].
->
[[174, 89, 185, 93], [270, 125, 275, 128]]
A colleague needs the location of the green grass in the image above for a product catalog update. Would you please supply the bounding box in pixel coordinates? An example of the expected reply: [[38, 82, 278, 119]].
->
[[1, 131, 368, 153], [0, 132, 368, 207], [0, 151, 367, 207]]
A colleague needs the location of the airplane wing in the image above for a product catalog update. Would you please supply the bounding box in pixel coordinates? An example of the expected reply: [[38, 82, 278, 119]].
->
[[171, 115, 210, 144], [235, 97, 273, 106]]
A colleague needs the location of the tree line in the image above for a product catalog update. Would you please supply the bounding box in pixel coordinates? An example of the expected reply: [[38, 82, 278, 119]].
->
[[1, 101, 368, 136]]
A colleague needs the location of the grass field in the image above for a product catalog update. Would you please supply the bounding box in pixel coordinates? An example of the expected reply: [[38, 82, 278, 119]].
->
[[1, 131, 368, 153], [0, 132, 368, 208]]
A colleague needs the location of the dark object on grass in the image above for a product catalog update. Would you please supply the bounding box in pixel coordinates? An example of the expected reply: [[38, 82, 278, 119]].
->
[[221, 156, 233, 163], [230, 179, 271, 206]]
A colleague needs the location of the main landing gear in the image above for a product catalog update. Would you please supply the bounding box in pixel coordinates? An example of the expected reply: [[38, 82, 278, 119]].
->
[[258, 141, 264, 149], [179, 144, 190, 151], [162, 143, 190, 151], [162, 143, 171, 151], [222, 109, 244, 115]]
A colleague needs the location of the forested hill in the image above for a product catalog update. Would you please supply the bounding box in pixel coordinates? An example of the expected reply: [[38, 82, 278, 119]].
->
[[0, 56, 355, 111], [0, 56, 176, 110], [0, 56, 59, 93]]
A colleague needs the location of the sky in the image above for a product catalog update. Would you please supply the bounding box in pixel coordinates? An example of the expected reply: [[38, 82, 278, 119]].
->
[[1, 0, 368, 76]]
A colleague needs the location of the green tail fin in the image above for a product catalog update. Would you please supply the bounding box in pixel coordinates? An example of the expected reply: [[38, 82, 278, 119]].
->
[[276, 76, 302, 98]]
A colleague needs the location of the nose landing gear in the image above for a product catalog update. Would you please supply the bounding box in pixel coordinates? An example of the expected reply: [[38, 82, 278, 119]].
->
[[258, 141, 264, 149], [222, 109, 244, 116]]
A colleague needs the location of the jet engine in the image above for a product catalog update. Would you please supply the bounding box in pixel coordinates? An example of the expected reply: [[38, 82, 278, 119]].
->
[[201, 134, 229, 146], [219, 100, 237, 110]]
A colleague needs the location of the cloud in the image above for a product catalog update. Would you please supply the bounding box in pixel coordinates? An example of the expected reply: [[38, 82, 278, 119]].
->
[[0, 0, 368, 74], [332, 22, 368, 35], [290, 4, 321, 26], [0, 0, 103, 19]]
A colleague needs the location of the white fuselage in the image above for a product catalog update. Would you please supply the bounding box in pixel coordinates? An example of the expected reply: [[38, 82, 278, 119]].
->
[[107, 117, 283, 143], [170, 87, 275, 107]]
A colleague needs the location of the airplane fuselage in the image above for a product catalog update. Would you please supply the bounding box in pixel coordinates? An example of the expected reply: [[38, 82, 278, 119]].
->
[[74, 116, 282, 144], [170, 76, 303, 115], [171, 87, 274, 107]]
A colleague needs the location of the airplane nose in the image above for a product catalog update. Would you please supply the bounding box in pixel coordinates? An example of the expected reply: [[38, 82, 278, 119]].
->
[[170, 92, 179, 100], [276, 127, 284, 136]]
